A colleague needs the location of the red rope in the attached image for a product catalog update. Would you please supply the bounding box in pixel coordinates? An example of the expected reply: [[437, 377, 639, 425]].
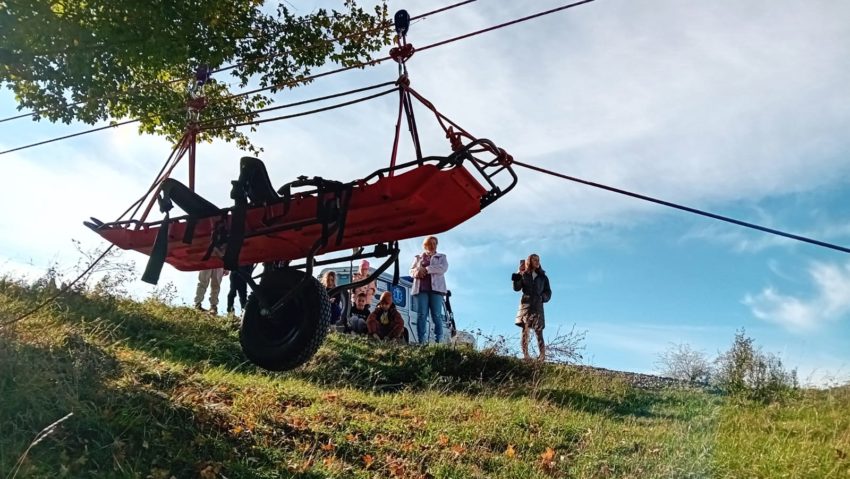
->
[[116, 129, 193, 222], [135, 131, 194, 225]]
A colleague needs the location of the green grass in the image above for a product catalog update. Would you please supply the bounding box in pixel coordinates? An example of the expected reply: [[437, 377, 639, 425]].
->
[[1, 279, 848, 478]]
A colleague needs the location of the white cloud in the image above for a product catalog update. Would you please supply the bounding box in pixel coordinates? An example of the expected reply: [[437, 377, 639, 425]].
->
[[3, 0, 850, 379], [744, 261, 850, 331]]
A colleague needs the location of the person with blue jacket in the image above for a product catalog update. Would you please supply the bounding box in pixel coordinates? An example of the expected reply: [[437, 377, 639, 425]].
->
[[410, 235, 448, 344], [513, 253, 551, 361]]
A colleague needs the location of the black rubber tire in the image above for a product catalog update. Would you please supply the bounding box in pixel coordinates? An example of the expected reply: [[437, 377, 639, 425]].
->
[[239, 268, 331, 371]]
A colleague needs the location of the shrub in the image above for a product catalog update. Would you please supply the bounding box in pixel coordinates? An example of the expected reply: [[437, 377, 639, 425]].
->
[[655, 343, 712, 383], [714, 329, 798, 402]]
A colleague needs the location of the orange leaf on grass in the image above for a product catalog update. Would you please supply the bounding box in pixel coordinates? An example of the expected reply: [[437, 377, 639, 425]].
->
[[437, 434, 449, 446], [505, 444, 516, 458], [540, 447, 557, 472], [362, 454, 374, 469], [388, 458, 406, 478], [451, 444, 466, 456]]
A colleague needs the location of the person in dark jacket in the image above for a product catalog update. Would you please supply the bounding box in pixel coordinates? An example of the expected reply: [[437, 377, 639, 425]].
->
[[226, 264, 255, 315], [512, 253, 551, 361], [348, 291, 371, 334], [367, 291, 405, 340]]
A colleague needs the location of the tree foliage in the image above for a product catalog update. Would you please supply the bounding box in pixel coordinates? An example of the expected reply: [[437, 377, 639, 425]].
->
[[0, 0, 390, 152]]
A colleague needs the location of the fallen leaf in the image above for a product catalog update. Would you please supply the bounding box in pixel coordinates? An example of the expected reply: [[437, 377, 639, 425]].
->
[[540, 447, 556, 472], [451, 444, 466, 456], [323, 456, 335, 467], [505, 444, 516, 459], [362, 454, 374, 469], [322, 392, 339, 402], [198, 463, 220, 479], [321, 441, 335, 452], [388, 458, 406, 478], [345, 433, 358, 442], [437, 434, 449, 446]]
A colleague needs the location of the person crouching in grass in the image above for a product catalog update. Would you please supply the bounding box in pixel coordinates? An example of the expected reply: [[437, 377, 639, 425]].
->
[[367, 291, 405, 341]]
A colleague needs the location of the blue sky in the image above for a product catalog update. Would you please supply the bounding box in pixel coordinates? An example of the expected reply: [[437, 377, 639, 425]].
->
[[2, 0, 849, 386]]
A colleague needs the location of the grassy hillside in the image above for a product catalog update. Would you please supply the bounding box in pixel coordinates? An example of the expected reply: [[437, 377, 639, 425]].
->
[[1, 279, 848, 478]]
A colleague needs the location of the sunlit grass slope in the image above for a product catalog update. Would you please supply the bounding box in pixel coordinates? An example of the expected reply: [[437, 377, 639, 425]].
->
[[1, 280, 848, 478]]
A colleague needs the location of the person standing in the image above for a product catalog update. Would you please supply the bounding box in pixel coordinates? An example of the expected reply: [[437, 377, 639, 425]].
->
[[350, 260, 377, 304], [195, 267, 225, 315], [512, 254, 551, 361], [320, 270, 344, 327], [409, 235, 448, 344], [226, 264, 255, 315]]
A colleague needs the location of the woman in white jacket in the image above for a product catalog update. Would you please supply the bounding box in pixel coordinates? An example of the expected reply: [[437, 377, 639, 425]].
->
[[409, 236, 448, 344]]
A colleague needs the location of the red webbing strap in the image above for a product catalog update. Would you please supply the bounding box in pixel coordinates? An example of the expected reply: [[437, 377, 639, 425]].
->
[[117, 129, 192, 223], [402, 85, 478, 151], [135, 132, 193, 226], [403, 85, 510, 165]]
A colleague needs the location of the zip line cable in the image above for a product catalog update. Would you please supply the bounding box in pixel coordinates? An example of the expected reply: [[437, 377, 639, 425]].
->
[[511, 160, 850, 255], [0, 0, 477, 125], [0, 79, 395, 156], [201, 88, 399, 130], [417, 0, 596, 55], [0, 119, 140, 156], [0, 0, 600, 328], [0, 90, 393, 328], [199, 81, 397, 126], [0, 245, 116, 328], [0, 0, 598, 157], [208, 0, 477, 76], [0, 125, 198, 328]]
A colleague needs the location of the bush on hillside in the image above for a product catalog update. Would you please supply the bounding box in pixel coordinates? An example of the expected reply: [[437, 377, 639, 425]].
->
[[473, 325, 585, 365], [714, 329, 798, 402], [655, 343, 712, 383]]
